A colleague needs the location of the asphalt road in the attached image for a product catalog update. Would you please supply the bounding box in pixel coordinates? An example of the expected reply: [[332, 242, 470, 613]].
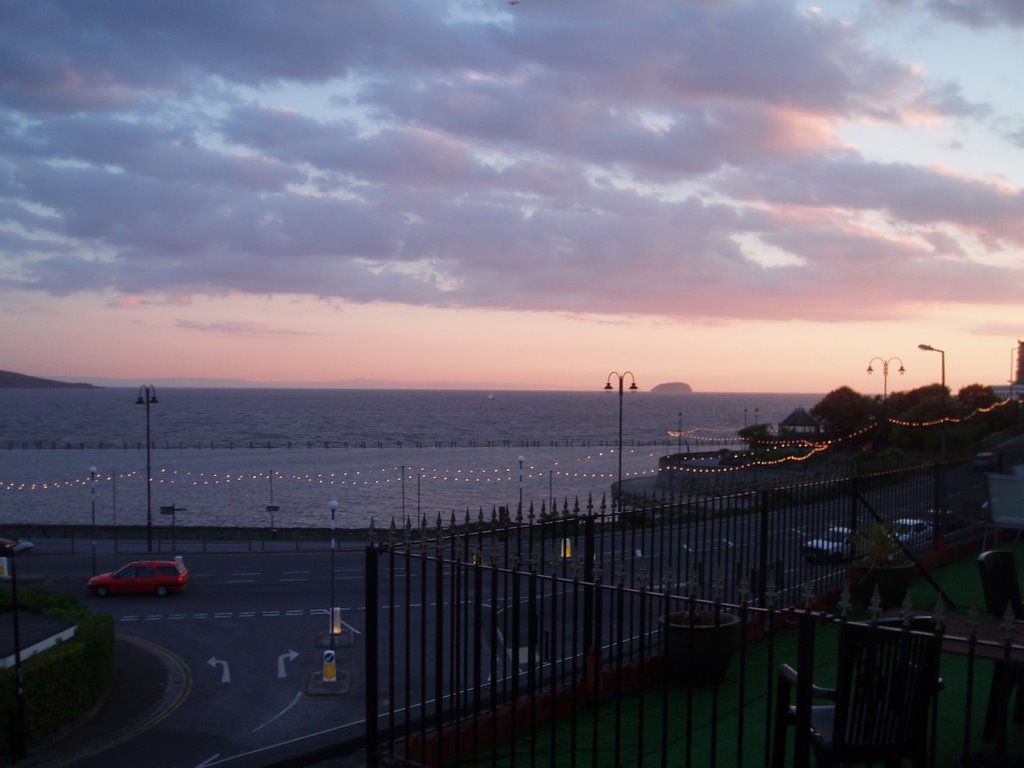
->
[[23, 545, 372, 768]]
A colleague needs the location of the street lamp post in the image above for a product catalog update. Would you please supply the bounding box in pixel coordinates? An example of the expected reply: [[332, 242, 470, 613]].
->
[[517, 455, 525, 513], [1011, 345, 1019, 401], [327, 499, 338, 649], [90, 466, 97, 575], [866, 356, 905, 400], [1, 539, 32, 762], [135, 385, 158, 552], [604, 371, 638, 498], [918, 343, 947, 458]]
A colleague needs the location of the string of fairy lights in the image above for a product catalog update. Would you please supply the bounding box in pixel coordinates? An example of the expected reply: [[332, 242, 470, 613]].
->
[[0, 448, 663, 493], [2, 397, 1016, 493]]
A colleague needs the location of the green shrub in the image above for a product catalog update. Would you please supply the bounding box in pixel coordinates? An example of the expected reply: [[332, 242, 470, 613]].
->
[[0, 588, 115, 754]]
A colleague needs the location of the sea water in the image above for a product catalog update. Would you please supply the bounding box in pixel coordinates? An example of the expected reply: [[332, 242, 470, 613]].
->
[[0, 388, 820, 528]]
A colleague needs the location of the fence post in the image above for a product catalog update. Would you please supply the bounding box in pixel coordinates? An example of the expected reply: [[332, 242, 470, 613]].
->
[[365, 544, 379, 768], [583, 509, 595, 653], [757, 489, 771, 601], [932, 462, 947, 553]]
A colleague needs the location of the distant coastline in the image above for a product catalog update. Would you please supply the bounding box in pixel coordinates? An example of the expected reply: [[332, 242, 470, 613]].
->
[[0, 370, 98, 389]]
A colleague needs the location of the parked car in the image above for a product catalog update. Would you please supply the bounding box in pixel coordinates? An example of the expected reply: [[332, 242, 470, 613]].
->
[[891, 518, 933, 551], [88, 557, 188, 596], [802, 526, 854, 563], [0, 537, 33, 554]]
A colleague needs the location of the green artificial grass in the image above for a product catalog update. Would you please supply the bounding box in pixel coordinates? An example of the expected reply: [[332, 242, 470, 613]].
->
[[456, 541, 1024, 767]]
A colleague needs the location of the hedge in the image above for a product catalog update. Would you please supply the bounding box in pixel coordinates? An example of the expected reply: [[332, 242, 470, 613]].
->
[[0, 587, 115, 755]]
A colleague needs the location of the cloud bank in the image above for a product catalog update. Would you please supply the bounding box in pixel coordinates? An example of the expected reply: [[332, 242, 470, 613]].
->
[[0, 0, 1021, 326]]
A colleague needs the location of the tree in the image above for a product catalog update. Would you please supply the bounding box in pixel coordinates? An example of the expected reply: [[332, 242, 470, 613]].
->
[[956, 383, 997, 413], [809, 386, 877, 439]]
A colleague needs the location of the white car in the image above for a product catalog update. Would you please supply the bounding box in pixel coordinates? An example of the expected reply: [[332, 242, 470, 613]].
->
[[802, 526, 854, 564], [891, 518, 933, 550]]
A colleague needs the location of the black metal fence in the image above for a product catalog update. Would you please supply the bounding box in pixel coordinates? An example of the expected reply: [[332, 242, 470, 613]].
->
[[362, 457, 1018, 767]]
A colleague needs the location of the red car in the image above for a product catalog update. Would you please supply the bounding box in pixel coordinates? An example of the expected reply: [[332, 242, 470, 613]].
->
[[88, 558, 189, 596]]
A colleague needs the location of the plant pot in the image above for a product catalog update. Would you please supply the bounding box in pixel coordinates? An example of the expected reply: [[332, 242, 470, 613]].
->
[[849, 560, 916, 609], [659, 611, 741, 686]]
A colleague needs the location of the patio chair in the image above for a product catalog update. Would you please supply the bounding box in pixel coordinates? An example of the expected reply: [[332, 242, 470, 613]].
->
[[983, 473, 1024, 550], [772, 621, 942, 768], [977, 549, 1024, 744]]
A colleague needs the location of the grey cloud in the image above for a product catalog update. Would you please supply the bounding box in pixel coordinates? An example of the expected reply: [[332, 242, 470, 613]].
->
[[0, 0, 1020, 325]]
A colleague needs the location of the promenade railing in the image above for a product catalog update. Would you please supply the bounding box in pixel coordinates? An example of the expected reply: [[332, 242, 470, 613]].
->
[[361, 457, 1014, 767]]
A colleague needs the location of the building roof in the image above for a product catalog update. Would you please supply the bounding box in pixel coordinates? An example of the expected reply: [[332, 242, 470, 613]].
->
[[779, 407, 818, 428]]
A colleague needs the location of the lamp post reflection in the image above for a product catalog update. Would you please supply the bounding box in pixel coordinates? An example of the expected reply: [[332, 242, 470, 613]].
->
[[604, 371, 638, 499]]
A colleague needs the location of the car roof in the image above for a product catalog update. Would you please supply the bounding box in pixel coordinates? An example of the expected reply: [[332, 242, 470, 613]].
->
[[125, 559, 185, 566]]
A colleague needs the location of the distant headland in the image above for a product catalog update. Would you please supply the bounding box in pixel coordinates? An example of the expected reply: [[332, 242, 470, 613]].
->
[[650, 382, 693, 393], [0, 370, 98, 389]]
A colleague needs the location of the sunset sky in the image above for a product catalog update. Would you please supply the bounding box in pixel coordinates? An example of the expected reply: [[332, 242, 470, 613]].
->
[[1, 1, 1021, 394]]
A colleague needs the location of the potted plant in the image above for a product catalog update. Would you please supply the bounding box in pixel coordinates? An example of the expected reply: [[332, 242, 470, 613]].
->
[[848, 521, 916, 609], [659, 609, 741, 686]]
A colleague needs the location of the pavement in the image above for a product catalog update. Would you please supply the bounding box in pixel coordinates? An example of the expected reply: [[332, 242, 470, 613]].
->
[[18, 633, 190, 768], [16, 631, 369, 768]]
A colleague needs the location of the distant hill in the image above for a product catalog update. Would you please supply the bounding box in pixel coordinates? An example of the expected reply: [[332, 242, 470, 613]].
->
[[0, 370, 98, 389], [651, 382, 693, 393]]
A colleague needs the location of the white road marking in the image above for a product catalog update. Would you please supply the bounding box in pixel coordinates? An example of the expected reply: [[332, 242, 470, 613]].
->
[[251, 691, 302, 733], [207, 656, 231, 684]]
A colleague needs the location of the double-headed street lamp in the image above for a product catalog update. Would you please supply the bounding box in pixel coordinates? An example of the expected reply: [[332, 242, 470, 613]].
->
[[604, 371, 638, 499], [866, 356, 905, 401], [135, 385, 158, 552]]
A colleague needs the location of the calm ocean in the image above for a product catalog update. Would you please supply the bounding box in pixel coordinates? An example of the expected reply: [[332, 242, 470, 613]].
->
[[0, 388, 820, 529]]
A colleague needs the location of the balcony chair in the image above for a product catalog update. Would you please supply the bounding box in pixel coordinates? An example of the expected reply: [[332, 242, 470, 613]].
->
[[772, 621, 942, 768], [983, 473, 1024, 551], [977, 549, 1024, 746]]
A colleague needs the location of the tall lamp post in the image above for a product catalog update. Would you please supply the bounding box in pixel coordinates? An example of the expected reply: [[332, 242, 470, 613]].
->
[[604, 371, 638, 498], [135, 385, 158, 552], [918, 343, 947, 458], [517, 455, 525, 513], [1010, 344, 1019, 401], [866, 356, 905, 401], [327, 499, 338, 649], [89, 466, 98, 575], [1, 539, 33, 762]]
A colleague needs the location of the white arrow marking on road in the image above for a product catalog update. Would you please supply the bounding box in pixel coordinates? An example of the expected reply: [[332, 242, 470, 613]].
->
[[277, 649, 299, 678], [207, 656, 231, 683], [193, 755, 221, 768]]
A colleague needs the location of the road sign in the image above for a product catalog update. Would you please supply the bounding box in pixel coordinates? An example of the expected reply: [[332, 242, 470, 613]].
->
[[322, 650, 336, 683]]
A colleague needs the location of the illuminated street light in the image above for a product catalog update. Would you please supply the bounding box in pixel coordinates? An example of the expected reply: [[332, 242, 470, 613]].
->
[[918, 343, 947, 458], [135, 385, 158, 552], [90, 466, 98, 575], [327, 499, 338, 649], [604, 371, 638, 499], [866, 356, 905, 401]]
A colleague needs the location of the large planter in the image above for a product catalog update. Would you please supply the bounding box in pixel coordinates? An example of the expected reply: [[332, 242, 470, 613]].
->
[[849, 561, 916, 609], [659, 611, 741, 686]]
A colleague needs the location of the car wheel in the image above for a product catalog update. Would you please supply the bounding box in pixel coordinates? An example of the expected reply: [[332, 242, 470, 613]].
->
[[155, 585, 169, 596], [96, 585, 109, 597]]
